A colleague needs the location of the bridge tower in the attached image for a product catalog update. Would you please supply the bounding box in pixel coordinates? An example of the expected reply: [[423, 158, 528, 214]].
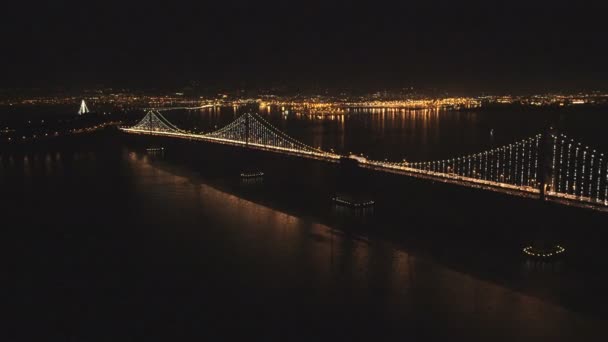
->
[[334, 155, 375, 208], [245, 113, 250, 147], [149, 111, 153, 131], [78, 100, 90, 115], [239, 113, 264, 179], [524, 126, 565, 261], [538, 127, 557, 200]]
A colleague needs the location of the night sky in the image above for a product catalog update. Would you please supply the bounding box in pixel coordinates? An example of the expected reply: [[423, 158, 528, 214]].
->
[[3, 1, 607, 93]]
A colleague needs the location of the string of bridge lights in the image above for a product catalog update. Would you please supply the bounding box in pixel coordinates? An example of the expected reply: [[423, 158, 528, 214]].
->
[[125, 111, 339, 160], [131, 110, 185, 133], [123, 111, 608, 208], [250, 112, 327, 153], [369, 134, 543, 190], [549, 133, 608, 205], [206, 113, 325, 154]]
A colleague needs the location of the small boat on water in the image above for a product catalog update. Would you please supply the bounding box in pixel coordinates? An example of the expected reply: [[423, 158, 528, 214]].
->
[[240, 171, 264, 178], [146, 147, 165, 152]]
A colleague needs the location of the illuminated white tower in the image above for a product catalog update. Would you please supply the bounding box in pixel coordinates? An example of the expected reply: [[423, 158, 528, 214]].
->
[[78, 100, 90, 115]]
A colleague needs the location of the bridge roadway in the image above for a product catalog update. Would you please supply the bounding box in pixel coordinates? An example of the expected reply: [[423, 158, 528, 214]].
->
[[120, 127, 341, 163], [122, 126, 539, 197], [362, 162, 608, 211], [121, 127, 608, 212], [362, 161, 541, 199]]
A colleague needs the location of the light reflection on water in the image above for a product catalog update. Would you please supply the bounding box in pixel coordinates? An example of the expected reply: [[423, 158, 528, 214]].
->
[[168, 105, 608, 164], [2, 114, 608, 338], [120, 150, 608, 338]]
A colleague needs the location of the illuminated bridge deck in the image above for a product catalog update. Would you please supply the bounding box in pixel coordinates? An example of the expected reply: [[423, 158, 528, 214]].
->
[[121, 128, 341, 163], [121, 110, 608, 213]]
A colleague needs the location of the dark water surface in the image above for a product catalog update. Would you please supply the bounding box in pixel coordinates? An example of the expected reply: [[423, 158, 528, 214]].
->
[[163, 105, 608, 161], [4, 106, 608, 340], [2, 131, 608, 341]]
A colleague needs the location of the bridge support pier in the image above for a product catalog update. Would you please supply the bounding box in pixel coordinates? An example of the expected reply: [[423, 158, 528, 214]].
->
[[524, 221, 565, 260], [333, 157, 375, 210], [523, 128, 565, 259], [336, 157, 361, 192]]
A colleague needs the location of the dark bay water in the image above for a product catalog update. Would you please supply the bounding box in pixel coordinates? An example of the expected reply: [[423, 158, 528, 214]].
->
[[4, 106, 608, 340], [156, 105, 608, 161]]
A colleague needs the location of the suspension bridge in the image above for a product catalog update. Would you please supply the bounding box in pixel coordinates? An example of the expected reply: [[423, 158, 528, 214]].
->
[[121, 110, 608, 212]]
